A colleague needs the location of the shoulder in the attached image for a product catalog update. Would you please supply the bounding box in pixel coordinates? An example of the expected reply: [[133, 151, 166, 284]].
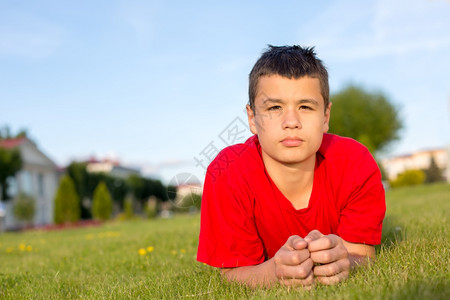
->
[[319, 133, 371, 160], [206, 135, 263, 181], [318, 133, 378, 176]]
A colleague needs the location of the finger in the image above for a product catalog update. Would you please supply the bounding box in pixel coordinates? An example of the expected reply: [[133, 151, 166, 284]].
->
[[314, 270, 349, 285], [308, 234, 340, 252], [274, 248, 310, 266], [276, 257, 314, 280], [304, 230, 323, 243], [279, 267, 314, 287], [286, 235, 308, 251], [310, 246, 347, 264], [313, 259, 350, 277]]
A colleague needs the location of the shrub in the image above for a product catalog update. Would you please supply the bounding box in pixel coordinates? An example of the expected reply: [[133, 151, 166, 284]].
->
[[424, 157, 444, 183], [144, 196, 158, 219], [54, 175, 81, 224], [121, 194, 135, 220], [92, 181, 112, 221], [390, 169, 425, 188], [13, 192, 35, 224]]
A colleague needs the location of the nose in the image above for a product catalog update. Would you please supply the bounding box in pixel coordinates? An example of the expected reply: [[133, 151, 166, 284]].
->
[[281, 109, 302, 129]]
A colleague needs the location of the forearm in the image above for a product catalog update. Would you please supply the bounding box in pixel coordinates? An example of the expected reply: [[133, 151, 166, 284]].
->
[[220, 258, 277, 288], [341, 238, 375, 270], [348, 253, 374, 269]]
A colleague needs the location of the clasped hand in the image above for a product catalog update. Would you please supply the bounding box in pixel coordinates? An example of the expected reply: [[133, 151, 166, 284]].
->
[[273, 230, 350, 287]]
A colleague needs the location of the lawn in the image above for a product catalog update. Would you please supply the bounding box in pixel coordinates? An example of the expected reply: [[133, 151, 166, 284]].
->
[[0, 183, 449, 299]]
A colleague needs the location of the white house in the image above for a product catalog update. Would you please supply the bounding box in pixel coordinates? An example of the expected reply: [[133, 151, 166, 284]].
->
[[381, 147, 449, 182], [86, 158, 140, 179], [0, 137, 59, 229]]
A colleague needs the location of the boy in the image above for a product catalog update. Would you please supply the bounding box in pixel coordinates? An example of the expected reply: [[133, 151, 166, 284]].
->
[[197, 45, 386, 288]]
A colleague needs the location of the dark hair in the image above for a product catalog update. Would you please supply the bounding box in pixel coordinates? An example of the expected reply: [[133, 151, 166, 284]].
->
[[248, 45, 329, 111]]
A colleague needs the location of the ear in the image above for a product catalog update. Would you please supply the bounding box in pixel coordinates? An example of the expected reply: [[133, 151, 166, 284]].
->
[[323, 102, 332, 133], [246, 104, 258, 135]]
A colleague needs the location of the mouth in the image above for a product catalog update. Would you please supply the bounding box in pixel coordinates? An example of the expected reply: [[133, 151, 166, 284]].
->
[[280, 136, 303, 147]]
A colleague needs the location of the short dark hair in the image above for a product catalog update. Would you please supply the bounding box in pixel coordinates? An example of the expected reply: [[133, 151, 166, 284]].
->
[[248, 45, 329, 111]]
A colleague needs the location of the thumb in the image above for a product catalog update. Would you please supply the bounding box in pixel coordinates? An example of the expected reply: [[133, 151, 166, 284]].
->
[[286, 235, 308, 250], [304, 230, 323, 243]]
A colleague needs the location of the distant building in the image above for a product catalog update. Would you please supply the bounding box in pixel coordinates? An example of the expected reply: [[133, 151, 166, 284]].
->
[[176, 183, 203, 199], [0, 137, 59, 229], [86, 158, 140, 179], [381, 147, 449, 182]]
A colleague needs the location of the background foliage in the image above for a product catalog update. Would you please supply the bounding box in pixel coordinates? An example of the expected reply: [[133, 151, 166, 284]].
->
[[53, 175, 81, 224], [92, 181, 113, 221], [329, 85, 402, 154], [12, 192, 35, 224]]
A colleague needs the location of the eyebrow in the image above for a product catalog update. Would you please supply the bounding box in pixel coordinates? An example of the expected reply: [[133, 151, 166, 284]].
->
[[262, 98, 320, 106]]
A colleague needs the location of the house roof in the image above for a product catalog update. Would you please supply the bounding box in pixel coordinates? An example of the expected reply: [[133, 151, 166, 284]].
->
[[0, 137, 27, 149]]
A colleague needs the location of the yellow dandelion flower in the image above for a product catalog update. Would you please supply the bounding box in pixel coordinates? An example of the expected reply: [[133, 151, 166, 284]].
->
[[147, 246, 154, 252], [6, 247, 13, 253], [138, 248, 147, 256], [19, 243, 26, 251], [180, 249, 186, 254], [171, 250, 177, 255], [26, 245, 32, 252], [85, 234, 94, 240]]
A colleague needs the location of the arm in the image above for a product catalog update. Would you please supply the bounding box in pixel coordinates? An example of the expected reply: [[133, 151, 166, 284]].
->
[[305, 230, 375, 285], [221, 235, 314, 288]]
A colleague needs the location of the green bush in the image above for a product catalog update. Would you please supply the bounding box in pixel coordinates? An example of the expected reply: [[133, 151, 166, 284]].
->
[[92, 181, 112, 221], [390, 169, 425, 188], [13, 192, 35, 223], [121, 194, 135, 220], [144, 197, 158, 219], [54, 175, 81, 224]]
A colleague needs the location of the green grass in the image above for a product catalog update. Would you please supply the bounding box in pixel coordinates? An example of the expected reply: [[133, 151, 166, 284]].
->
[[0, 183, 449, 299]]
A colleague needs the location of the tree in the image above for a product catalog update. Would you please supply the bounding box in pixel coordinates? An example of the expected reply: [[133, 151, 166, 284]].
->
[[329, 85, 403, 154], [92, 181, 112, 221], [0, 125, 28, 201], [66, 161, 91, 219], [0, 148, 23, 201], [54, 175, 81, 224], [13, 192, 36, 225], [424, 156, 444, 183]]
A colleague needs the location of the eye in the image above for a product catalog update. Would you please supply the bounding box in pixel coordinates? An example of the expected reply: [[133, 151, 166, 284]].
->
[[299, 105, 313, 111], [268, 105, 282, 111]]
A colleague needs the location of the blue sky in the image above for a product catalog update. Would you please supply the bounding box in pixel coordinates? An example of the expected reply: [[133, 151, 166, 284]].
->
[[1, 0, 449, 184]]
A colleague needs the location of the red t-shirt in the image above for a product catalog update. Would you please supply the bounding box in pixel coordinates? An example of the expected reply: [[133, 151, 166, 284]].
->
[[197, 133, 386, 268]]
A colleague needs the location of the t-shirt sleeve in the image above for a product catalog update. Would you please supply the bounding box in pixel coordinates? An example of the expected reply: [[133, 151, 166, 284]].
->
[[337, 148, 386, 245], [197, 158, 265, 268]]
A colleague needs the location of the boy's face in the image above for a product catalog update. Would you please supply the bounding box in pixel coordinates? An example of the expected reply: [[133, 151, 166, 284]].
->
[[247, 75, 331, 168]]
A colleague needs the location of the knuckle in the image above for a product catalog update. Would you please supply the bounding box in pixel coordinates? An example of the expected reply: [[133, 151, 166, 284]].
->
[[324, 237, 333, 248], [296, 267, 307, 279], [275, 266, 284, 278], [323, 252, 332, 262], [327, 264, 336, 275], [274, 255, 282, 265]]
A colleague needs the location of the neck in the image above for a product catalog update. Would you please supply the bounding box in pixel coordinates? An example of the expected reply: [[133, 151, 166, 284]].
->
[[263, 154, 316, 209]]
